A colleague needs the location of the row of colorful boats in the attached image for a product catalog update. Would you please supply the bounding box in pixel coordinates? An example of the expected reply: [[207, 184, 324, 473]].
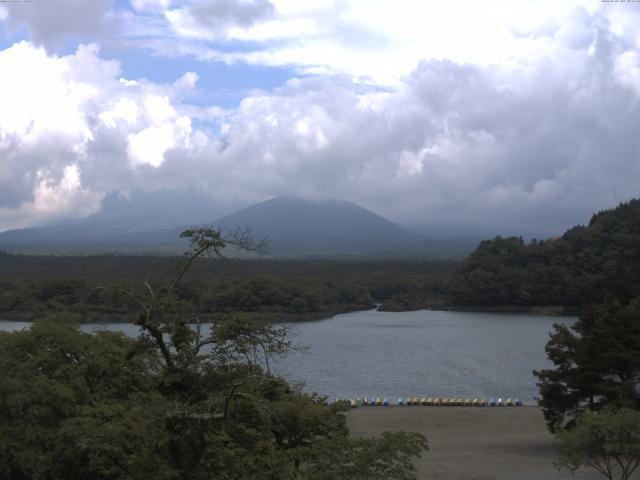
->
[[337, 397, 524, 408]]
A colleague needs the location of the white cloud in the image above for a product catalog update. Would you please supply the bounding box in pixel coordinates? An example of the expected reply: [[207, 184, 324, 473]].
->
[[32, 165, 101, 218], [0, 164, 102, 231], [0, 42, 100, 143], [1, 2, 640, 236], [614, 50, 640, 95], [126, 96, 192, 167], [136, 0, 610, 86], [99, 98, 141, 128], [0, 42, 199, 229], [131, 0, 172, 13]]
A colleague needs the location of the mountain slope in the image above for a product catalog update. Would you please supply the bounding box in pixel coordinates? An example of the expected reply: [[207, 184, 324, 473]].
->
[[215, 197, 421, 254], [0, 190, 227, 253], [0, 222, 183, 251], [0, 195, 476, 258]]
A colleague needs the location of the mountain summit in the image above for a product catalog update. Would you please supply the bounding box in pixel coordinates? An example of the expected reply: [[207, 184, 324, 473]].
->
[[215, 197, 419, 255], [0, 195, 476, 257]]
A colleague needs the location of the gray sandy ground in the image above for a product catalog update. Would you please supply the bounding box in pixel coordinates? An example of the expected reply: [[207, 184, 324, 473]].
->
[[346, 406, 636, 480]]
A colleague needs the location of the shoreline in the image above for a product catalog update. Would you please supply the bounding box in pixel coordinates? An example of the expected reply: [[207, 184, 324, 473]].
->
[[0, 302, 579, 325], [0, 305, 374, 324], [378, 304, 580, 317]]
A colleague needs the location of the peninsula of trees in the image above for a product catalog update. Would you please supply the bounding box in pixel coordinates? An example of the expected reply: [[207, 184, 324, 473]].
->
[[448, 199, 640, 311]]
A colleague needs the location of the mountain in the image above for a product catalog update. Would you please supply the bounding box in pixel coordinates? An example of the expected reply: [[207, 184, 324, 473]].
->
[[0, 190, 230, 254], [91, 190, 230, 232], [0, 195, 476, 258], [0, 222, 183, 253], [214, 197, 423, 255]]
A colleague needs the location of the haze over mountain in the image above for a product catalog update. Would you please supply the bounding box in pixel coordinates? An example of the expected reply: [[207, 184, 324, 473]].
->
[[0, 190, 229, 253], [0, 195, 477, 258], [215, 197, 421, 255]]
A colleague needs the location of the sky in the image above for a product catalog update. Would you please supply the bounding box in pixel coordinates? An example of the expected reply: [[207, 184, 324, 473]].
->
[[0, 0, 640, 236]]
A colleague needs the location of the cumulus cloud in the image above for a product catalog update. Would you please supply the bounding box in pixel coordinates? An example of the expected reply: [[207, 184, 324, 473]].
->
[[142, 30, 638, 235], [140, 0, 607, 85], [0, 42, 197, 230], [198, 41, 640, 234], [0, 164, 102, 232], [1, 3, 640, 236]]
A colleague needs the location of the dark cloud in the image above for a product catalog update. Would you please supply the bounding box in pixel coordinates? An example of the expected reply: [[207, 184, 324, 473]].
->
[[2, 0, 113, 51], [187, 0, 275, 29]]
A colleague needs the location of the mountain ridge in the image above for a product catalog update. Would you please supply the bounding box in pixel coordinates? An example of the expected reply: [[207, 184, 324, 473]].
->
[[0, 195, 476, 258]]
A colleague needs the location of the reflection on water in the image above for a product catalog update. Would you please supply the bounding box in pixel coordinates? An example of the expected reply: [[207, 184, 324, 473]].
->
[[1, 309, 574, 403]]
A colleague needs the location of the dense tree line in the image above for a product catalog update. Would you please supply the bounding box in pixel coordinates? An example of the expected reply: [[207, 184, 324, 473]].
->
[[525, 202, 640, 479], [0, 254, 455, 321], [449, 199, 640, 310], [535, 297, 640, 431]]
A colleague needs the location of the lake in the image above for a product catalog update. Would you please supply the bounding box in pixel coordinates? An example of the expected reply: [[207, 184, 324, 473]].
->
[[0, 309, 574, 404]]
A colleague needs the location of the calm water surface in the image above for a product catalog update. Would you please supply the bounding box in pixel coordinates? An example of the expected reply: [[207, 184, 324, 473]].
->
[[1, 309, 574, 403]]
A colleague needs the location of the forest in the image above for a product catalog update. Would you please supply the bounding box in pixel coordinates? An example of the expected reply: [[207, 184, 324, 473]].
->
[[0, 253, 455, 322], [448, 199, 640, 311], [2, 199, 640, 320]]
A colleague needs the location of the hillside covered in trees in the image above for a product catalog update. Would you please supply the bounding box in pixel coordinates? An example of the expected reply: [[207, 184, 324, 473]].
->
[[448, 199, 640, 311]]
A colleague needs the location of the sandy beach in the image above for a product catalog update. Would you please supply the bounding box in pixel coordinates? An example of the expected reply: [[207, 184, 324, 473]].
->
[[346, 406, 626, 480]]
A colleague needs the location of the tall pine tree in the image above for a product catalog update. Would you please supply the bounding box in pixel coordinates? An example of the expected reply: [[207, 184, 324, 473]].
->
[[535, 297, 640, 431]]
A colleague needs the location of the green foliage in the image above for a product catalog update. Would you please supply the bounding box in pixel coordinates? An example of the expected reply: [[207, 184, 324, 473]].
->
[[0, 320, 170, 480], [0, 254, 455, 320], [449, 199, 640, 309], [556, 407, 640, 480], [299, 432, 428, 480], [0, 227, 429, 479], [535, 297, 640, 431]]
